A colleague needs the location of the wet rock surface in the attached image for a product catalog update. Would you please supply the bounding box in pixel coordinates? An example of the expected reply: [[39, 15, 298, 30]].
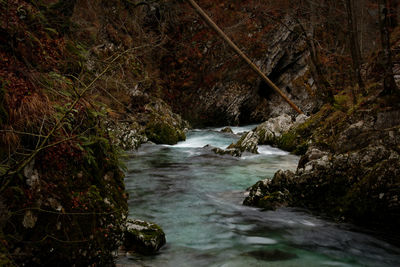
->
[[228, 114, 308, 154], [108, 98, 189, 148], [123, 219, 166, 255], [242, 249, 298, 261], [244, 99, 400, 243], [175, 17, 315, 127], [203, 144, 242, 157]]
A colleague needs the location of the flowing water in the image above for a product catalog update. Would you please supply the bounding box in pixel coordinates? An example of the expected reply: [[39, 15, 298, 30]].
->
[[118, 126, 400, 267]]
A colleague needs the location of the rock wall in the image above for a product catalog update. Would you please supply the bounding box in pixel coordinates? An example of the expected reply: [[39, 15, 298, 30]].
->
[[244, 95, 400, 244], [169, 16, 316, 126]]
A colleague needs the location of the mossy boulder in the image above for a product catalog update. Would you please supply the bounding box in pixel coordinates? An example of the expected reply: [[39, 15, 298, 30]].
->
[[244, 170, 294, 210], [228, 114, 305, 155], [142, 98, 188, 145], [123, 219, 166, 255], [145, 120, 185, 145]]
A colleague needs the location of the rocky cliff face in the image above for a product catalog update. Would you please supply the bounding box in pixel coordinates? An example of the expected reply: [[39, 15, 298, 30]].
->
[[259, 17, 317, 117], [177, 17, 315, 126], [244, 94, 400, 244], [160, 4, 316, 126]]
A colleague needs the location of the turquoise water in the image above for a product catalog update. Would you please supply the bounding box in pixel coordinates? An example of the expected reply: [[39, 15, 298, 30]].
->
[[119, 127, 400, 266]]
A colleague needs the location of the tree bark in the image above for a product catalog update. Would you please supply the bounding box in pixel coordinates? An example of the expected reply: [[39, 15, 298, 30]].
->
[[378, 0, 399, 95], [345, 0, 366, 100]]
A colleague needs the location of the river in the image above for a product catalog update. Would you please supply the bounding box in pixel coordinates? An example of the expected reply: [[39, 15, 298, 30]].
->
[[118, 126, 400, 266]]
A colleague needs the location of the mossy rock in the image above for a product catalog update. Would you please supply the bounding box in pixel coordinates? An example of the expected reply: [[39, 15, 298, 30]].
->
[[145, 121, 185, 145], [123, 219, 166, 255]]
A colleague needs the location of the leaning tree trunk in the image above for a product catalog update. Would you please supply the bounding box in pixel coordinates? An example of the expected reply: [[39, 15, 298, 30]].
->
[[378, 0, 399, 95]]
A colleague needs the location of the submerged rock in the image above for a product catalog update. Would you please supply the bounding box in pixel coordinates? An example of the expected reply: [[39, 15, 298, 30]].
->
[[242, 249, 298, 261], [123, 219, 166, 255], [203, 145, 242, 157]]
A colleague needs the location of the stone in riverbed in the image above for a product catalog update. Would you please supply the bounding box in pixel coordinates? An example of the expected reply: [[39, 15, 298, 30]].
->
[[203, 144, 242, 157], [227, 130, 259, 153], [243, 170, 294, 210], [242, 249, 298, 261], [220, 127, 234, 134], [228, 114, 303, 154], [123, 219, 166, 255]]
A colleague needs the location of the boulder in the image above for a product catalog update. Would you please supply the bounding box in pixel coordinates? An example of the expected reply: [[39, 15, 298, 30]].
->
[[143, 99, 188, 145], [220, 127, 234, 134], [228, 114, 297, 154], [242, 249, 298, 261], [243, 170, 294, 210], [123, 219, 166, 255], [203, 145, 242, 157], [228, 130, 259, 154], [243, 104, 400, 241], [107, 120, 147, 150], [255, 114, 293, 144]]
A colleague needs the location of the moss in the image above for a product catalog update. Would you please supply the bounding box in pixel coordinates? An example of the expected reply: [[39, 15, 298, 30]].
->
[[293, 142, 309, 155], [333, 93, 351, 111], [276, 131, 297, 151], [145, 120, 186, 145]]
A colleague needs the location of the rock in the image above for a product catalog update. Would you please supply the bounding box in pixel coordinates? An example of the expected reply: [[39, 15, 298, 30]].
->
[[143, 99, 188, 145], [228, 114, 296, 154], [256, 114, 293, 144], [107, 120, 147, 150], [220, 127, 234, 134], [244, 103, 400, 242], [243, 249, 298, 261], [123, 219, 166, 255], [22, 211, 37, 229], [145, 120, 185, 145], [243, 170, 294, 210], [167, 16, 314, 126], [293, 114, 309, 127], [203, 145, 242, 157], [228, 130, 259, 153]]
